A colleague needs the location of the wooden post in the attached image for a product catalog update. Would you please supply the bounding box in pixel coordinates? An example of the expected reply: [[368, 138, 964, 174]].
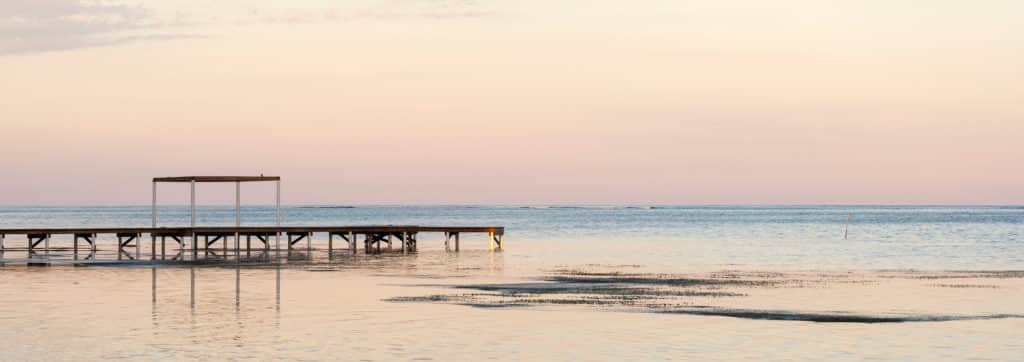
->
[[455, 233, 460, 252], [402, 232, 407, 255], [350, 232, 356, 255], [275, 179, 280, 265], [444, 232, 450, 252], [136, 233, 141, 259], [328, 233, 333, 254], [488, 232, 494, 251], [191, 180, 196, 261], [235, 181, 240, 261], [152, 181, 157, 227]]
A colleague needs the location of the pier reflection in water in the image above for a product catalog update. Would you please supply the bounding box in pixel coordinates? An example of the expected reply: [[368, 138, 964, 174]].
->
[[150, 262, 281, 312]]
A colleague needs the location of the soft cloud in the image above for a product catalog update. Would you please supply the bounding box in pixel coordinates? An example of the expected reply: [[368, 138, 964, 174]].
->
[[0, 0, 163, 55], [0, 0, 493, 55], [240, 0, 493, 25]]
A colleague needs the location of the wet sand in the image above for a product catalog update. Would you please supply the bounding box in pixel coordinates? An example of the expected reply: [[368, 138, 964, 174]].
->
[[1, 249, 1023, 360]]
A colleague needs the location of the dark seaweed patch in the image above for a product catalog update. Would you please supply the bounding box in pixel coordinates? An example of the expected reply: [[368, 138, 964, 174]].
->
[[453, 282, 745, 298], [657, 309, 1024, 324], [387, 269, 1024, 324], [929, 284, 999, 289], [384, 294, 476, 303], [881, 271, 1024, 280]]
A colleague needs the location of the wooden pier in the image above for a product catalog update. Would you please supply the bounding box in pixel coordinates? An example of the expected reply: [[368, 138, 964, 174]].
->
[[0, 225, 504, 263], [0, 176, 505, 264]]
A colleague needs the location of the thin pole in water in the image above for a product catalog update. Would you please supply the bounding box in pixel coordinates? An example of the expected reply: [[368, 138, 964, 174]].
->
[[844, 209, 852, 240]]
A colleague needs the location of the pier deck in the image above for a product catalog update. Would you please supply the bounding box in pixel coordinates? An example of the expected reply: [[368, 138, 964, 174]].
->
[[0, 225, 504, 263]]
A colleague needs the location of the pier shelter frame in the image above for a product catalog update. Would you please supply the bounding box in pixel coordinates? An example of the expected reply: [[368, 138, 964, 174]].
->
[[1, 175, 504, 264], [152, 176, 281, 258]]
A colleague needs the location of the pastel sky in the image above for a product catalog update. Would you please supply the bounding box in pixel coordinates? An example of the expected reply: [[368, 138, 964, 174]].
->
[[1, 0, 1022, 205]]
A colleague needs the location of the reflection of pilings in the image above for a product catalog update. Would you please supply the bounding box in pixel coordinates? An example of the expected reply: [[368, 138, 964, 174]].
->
[[152, 267, 157, 303], [235, 231, 240, 308], [275, 263, 281, 309], [190, 266, 196, 308]]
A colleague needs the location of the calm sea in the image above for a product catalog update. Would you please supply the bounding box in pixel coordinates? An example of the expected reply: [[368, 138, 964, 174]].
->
[[1, 205, 1021, 269], [1, 205, 1022, 360]]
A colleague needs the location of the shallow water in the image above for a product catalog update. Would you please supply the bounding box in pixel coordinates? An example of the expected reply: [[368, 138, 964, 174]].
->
[[1, 206, 1023, 360]]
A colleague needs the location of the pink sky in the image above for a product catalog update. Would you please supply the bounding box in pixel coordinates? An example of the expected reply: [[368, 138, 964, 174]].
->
[[1, 1, 1022, 205]]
